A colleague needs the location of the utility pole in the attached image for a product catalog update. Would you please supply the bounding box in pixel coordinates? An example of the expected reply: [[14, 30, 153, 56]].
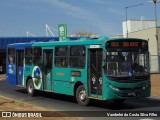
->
[[149, 0, 160, 73], [125, 3, 143, 37]]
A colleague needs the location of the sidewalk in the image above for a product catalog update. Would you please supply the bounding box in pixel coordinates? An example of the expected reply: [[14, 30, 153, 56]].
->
[[0, 74, 5, 80], [0, 95, 78, 120], [151, 74, 160, 97]]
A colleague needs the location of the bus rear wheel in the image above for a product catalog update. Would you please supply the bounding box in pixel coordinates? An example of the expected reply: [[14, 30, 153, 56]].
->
[[76, 85, 89, 106], [27, 79, 35, 96]]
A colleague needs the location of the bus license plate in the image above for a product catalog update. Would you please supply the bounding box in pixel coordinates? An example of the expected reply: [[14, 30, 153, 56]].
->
[[128, 93, 135, 96]]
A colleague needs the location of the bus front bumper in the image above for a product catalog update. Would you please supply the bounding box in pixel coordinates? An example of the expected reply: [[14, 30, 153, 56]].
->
[[105, 83, 151, 100]]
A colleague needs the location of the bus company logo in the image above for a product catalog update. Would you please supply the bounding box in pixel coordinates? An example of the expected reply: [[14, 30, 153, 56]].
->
[[59, 26, 64, 34], [8, 65, 15, 75], [32, 66, 42, 89], [2, 112, 11, 117]]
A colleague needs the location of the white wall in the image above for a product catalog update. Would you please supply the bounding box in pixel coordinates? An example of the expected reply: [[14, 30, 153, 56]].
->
[[123, 20, 155, 37]]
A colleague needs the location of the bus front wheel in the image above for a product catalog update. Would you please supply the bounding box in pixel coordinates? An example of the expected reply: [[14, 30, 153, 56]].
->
[[27, 79, 35, 96], [76, 85, 89, 106]]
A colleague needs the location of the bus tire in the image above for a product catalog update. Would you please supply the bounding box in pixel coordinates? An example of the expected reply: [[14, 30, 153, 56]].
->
[[27, 79, 35, 96], [76, 85, 89, 106]]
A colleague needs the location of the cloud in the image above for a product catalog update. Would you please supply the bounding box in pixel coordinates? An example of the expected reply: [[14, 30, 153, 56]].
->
[[8, 0, 120, 36], [108, 8, 124, 16], [43, 0, 119, 36], [91, 0, 125, 6], [91, 0, 111, 4], [44, 0, 95, 20]]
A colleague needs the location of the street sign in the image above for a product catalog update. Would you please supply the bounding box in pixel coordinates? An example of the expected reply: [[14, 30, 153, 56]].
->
[[58, 24, 67, 41]]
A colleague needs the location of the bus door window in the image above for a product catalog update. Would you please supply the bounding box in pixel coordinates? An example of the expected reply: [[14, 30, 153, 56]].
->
[[8, 48, 15, 65], [8, 48, 16, 75], [88, 49, 102, 96], [16, 50, 24, 85], [43, 49, 53, 90], [44, 50, 52, 69]]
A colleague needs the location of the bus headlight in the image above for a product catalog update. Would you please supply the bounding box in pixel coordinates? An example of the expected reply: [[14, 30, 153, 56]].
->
[[142, 86, 146, 90], [142, 84, 149, 90], [112, 87, 119, 92], [107, 83, 119, 92]]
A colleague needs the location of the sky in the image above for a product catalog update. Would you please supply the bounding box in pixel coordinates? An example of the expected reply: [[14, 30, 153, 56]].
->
[[0, 0, 160, 37]]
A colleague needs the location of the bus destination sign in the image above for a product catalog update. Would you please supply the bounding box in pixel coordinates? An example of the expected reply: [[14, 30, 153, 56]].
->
[[110, 41, 139, 47], [106, 40, 148, 51]]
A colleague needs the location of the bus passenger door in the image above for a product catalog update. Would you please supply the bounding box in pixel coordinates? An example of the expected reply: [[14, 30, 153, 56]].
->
[[88, 49, 102, 98], [16, 50, 24, 86], [43, 49, 53, 91]]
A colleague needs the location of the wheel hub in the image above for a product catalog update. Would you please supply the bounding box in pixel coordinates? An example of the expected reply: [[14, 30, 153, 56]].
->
[[79, 90, 86, 101], [28, 83, 33, 93]]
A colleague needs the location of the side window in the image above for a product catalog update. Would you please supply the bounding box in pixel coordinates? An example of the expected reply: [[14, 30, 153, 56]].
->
[[8, 48, 15, 64], [33, 47, 42, 66], [25, 47, 33, 65], [70, 46, 85, 68], [55, 46, 68, 67]]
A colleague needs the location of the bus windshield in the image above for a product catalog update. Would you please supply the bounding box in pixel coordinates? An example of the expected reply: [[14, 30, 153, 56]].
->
[[105, 51, 149, 77]]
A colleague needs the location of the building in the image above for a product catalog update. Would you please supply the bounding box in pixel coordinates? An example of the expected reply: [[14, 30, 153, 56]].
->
[[122, 20, 156, 37], [121, 20, 160, 73]]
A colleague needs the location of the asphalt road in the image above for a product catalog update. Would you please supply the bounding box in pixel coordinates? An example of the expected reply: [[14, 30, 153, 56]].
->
[[0, 80, 160, 120]]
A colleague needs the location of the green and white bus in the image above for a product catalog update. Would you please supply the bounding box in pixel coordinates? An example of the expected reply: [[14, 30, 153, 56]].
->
[[6, 37, 150, 105]]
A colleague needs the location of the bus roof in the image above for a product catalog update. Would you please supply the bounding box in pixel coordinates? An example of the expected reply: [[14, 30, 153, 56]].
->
[[1, 37, 57, 49], [6, 37, 90, 48], [109, 37, 147, 41], [32, 37, 108, 47], [7, 37, 147, 48], [33, 37, 147, 47], [7, 42, 35, 50]]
